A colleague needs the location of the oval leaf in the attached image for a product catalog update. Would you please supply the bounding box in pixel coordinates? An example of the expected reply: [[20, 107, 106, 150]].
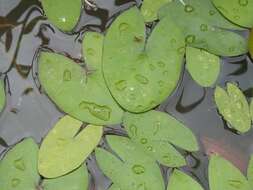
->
[[0, 138, 40, 190], [209, 155, 251, 190], [38, 115, 103, 178], [95, 135, 165, 190], [41, 0, 81, 31], [0, 80, 6, 112], [186, 47, 220, 87], [123, 110, 198, 167], [39, 32, 123, 125], [214, 83, 251, 133], [103, 7, 185, 113], [247, 155, 253, 187]]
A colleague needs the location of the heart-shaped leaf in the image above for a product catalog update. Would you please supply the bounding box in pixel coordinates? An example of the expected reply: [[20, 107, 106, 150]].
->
[[214, 83, 251, 133], [39, 32, 123, 125], [167, 169, 204, 190], [247, 155, 253, 187], [103, 7, 185, 113], [41, 0, 82, 31], [0, 138, 40, 190], [211, 0, 253, 28], [42, 165, 89, 190], [38, 115, 103, 178], [186, 47, 220, 87], [123, 111, 198, 167], [209, 155, 251, 190], [158, 0, 247, 56], [95, 135, 165, 190], [0, 80, 6, 112]]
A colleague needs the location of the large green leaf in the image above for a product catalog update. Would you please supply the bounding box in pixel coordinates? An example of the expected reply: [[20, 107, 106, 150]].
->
[[38, 115, 103, 178], [214, 83, 251, 133], [123, 111, 198, 167], [158, 0, 247, 56], [103, 7, 185, 113], [167, 169, 204, 190], [250, 29, 253, 59], [250, 99, 253, 121], [211, 0, 253, 28], [95, 135, 165, 190], [39, 32, 123, 125], [0, 138, 40, 190], [42, 165, 89, 190], [186, 47, 220, 87], [247, 154, 253, 187], [209, 155, 251, 190], [0, 80, 5, 112], [41, 0, 81, 31]]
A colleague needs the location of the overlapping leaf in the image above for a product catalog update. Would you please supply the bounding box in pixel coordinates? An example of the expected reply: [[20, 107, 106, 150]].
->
[[38, 115, 102, 178], [123, 110, 198, 167], [95, 135, 165, 190], [249, 29, 253, 59], [0, 80, 5, 112], [247, 155, 253, 187]]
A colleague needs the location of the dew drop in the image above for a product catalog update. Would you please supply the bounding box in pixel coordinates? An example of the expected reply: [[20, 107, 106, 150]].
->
[[129, 124, 138, 137], [135, 74, 149, 85], [63, 69, 71, 81], [115, 80, 127, 91], [153, 121, 160, 135], [87, 48, 95, 56], [137, 183, 147, 190], [157, 61, 165, 68], [184, 4, 194, 12], [148, 64, 156, 71], [163, 70, 169, 76], [239, 0, 248, 6], [140, 138, 148, 144], [158, 80, 165, 87], [209, 10, 216, 15], [119, 22, 129, 33], [200, 24, 208, 31], [236, 101, 243, 109], [234, 15, 240, 20], [177, 46, 185, 54], [185, 35, 196, 44], [132, 165, 145, 175], [14, 158, 25, 171], [147, 146, 153, 151], [11, 178, 20, 187]]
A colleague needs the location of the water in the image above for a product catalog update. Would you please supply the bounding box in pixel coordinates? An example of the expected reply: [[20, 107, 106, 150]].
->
[[1, 0, 253, 189]]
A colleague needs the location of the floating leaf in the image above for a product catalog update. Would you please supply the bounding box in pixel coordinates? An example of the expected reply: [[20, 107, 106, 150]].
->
[[39, 32, 123, 125], [41, 0, 81, 31], [103, 7, 185, 113], [38, 115, 103, 178], [247, 155, 253, 187], [0, 138, 40, 190], [141, 0, 169, 22], [211, 0, 253, 28], [249, 29, 253, 59], [0, 80, 6, 112], [186, 47, 220, 87], [167, 169, 204, 190], [214, 83, 251, 133], [158, 0, 247, 56], [95, 135, 165, 190], [209, 155, 251, 190], [250, 99, 253, 121], [42, 165, 89, 190], [123, 110, 198, 167]]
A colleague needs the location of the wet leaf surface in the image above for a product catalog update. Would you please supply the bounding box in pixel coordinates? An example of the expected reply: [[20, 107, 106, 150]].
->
[[0, 80, 6, 112]]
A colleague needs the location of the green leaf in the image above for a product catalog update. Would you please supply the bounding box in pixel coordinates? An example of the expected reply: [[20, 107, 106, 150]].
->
[[123, 110, 198, 167], [141, 0, 170, 22], [38, 115, 103, 178], [214, 83, 251, 133], [211, 0, 253, 28], [0, 138, 40, 190], [158, 0, 247, 56], [42, 165, 89, 190], [247, 155, 253, 187], [108, 184, 121, 190], [95, 135, 165, 190], [0, 80, 6, 112], [167, 169, 204, 190], [103, 7, 185, 113], [186, 47, 220, 87], [39, 32, 123, 125], [41, 0, 81, 31], [250, 99, 253, 122], [209, 155, 251, 190]]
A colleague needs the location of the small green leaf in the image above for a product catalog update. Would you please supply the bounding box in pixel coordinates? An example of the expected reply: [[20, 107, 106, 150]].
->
[[95, 135, 165, 190], [42, 165, 89, 190], [41, 0, 82, 31], [103, 7, 185, 113], [250, 99, 253, 122], [211, 0, 253, 28], [0, 138, 40, 190], [0, 80, 6, 112], [247, 155, 253, 187], [214, 83, 251, 133], [209, 155, 251, 190], [39, 32, 123, 125], [186, 47, 220, 87], [167, 169, 204, 190], [123, 111, 198, 167], [38, 115, 103, 178]]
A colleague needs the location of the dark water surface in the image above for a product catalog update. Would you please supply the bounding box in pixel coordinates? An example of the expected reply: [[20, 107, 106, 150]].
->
[[1, 0, 253, 189]]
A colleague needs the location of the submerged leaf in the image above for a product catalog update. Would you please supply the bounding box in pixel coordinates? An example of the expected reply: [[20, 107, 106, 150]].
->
[[167, 169, 204, 190], [211, 0, 253, 28], [39, 32, 123, 125], [209, 155, 251, 190], [159, 0, 247, 56], [95, 136, 165, 190], [247, 155, 253, 187], [186, 47, 220, 87], [0, 138, 40, 190], [214, 83, 251, 133], [38, 115, 103, 178], [41, 0, 81, 31], [103, 7, 185, 113], [123, 110, 198, 167], [0, 80, 6, 112]]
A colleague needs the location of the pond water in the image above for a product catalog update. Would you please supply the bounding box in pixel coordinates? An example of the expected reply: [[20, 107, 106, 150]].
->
[[1, 0, 253, 189]]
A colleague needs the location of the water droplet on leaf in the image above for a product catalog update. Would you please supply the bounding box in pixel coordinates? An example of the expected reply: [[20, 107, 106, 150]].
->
[[132, 165, 145, 174]]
